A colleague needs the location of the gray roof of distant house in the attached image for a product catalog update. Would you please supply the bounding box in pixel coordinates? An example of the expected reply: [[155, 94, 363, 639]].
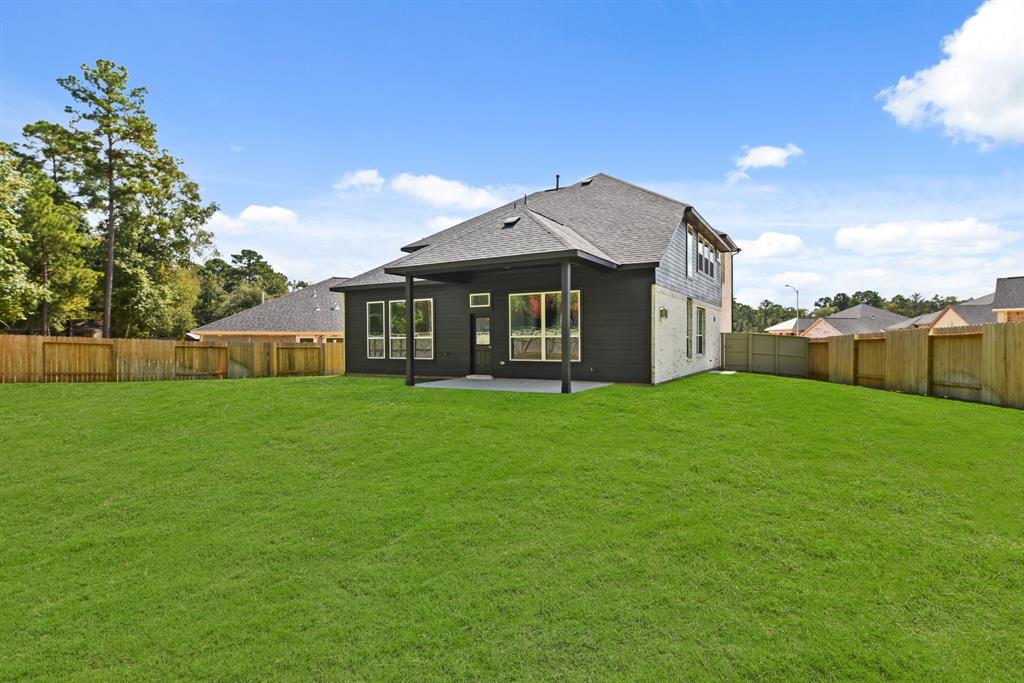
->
[[885, 310, 941, 331], [192, 277, 348, 333], [962, 291, 995, 306], [992, 276, 1024, 309], [819, 303, 909, 334], [335, 173, 738, 289]]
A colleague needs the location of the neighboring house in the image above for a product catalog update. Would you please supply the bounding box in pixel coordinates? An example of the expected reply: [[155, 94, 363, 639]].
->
[[764, 317, 816, 336], [991, 276, 1024, 322], [930, 276, 1024, 329], [331, 173, 739, 388], [801, 304, 909, 338], [191, 277, 349, 343], [884, 311, 941, 332]]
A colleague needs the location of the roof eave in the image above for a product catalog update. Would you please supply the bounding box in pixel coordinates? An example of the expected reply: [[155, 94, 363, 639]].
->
[[384, 249, 619, 278]]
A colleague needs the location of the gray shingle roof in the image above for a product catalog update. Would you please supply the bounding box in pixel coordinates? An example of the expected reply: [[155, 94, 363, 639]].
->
[[390, 207, 615, 271], [885, 310, 941, 331], [338, 173, 735, 288], [824, 303, 909, 334], [992, 276, 1024, 309], [192, 277, 348, 333]]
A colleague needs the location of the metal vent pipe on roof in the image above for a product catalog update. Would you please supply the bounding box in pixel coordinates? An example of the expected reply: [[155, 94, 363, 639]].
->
[[556, 174, 560, 190]]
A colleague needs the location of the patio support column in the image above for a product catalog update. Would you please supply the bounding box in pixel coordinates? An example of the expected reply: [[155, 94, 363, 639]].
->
[[561, 260, 572, 394], [405, 275, 415, 386]]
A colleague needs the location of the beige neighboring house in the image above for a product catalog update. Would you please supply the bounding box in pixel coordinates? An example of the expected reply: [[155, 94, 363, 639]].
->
[[190, 277, 348, 344], [930, 276, 1024, 329], [801, 304, 909, 338]]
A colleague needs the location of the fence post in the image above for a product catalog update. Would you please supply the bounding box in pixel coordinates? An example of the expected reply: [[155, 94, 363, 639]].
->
[[269, 342, 277, 377]]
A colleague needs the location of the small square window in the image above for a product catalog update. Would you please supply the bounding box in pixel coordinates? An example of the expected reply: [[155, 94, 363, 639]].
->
[[469, 292, 490, 308]]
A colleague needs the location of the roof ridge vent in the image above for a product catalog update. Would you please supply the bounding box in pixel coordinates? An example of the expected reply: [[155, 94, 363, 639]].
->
[[502, 215, 520, 228]]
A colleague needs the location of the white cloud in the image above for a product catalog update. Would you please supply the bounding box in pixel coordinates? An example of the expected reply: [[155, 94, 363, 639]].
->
[[238, 205, 298, 225], [391, 173, 507, 210], [835, 217, 1010, 256], [334, 169, 385, 192], [727, 143, 804, 183], [207, 205, 299, 236], [734, 231, 812, 262], [878, 0, 1024, 147], [427, 216, 463, 231], [229, 144, 244, 153]]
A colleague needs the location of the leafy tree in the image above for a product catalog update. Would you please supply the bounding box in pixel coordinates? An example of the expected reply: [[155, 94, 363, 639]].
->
[[289, 279, 310, 291], [57, 59, 215, 337], [229, 249, 288, 295], [0, 145, 41, 325], [16, 169, 99, 333], [850, 290, 884, 307], [19, 121, 92, 204]]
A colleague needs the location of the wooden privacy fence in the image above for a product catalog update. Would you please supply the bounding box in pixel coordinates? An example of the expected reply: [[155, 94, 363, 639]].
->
[[727, 324, 1022, 409], [722, 332, 809, 377], [0, 335, 345, 384]]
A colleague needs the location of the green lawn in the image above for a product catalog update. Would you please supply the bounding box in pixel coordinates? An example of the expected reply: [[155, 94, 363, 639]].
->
[[2, 374, 1021, 681]]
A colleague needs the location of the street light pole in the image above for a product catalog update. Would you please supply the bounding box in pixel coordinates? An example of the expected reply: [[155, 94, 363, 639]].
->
[[785, 284, 799, 336]]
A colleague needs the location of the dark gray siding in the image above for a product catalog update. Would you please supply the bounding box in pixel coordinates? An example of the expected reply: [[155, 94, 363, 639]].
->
[[655, 223, 722, 306], [344, 264, 655, 383]]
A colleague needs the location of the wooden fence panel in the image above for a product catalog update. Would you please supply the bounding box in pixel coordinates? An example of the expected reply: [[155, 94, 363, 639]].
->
[[884, 328, 930, 395], [721, 332, 807, 376], [43, 340, 114, 382], [114, 338, 175, 381], [275, 345, 323, 376], [829, 335, 856, 385], [930, 332, 983, 402], [721, 333, 750, 372], [855, 337, 886, 388], [0, 334, 347, 384], [174, 345, 228, 379], [981, 323, 1024, 409], [750, 334, 779, 374], [808, 341, 829, 381], [324, 341, 345, 376]]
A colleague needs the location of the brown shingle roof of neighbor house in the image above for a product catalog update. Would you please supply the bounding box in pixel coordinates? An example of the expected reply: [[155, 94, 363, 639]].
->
[[992, 275, 1024, 309], [334, 173, 739, 289], [192, 277, 349, 333]]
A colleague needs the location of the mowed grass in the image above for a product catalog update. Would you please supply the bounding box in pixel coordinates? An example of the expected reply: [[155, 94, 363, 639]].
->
[[1, 374, 1022, 681]]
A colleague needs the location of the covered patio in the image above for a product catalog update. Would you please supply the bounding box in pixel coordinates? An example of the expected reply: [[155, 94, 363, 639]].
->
[[415, 377, 610, 394]]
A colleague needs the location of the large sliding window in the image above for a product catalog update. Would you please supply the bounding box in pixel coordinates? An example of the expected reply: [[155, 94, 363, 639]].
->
[[696, 307, 706, 356], [367, 301, 385, 359], [388, 299, 434, 360], [509, 290, 580, 361]]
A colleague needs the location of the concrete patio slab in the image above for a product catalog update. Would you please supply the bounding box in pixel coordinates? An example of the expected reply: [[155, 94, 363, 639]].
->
[[415, 377, 611, 394]]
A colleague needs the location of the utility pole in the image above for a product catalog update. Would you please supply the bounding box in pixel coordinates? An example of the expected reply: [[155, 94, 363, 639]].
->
[[785, 284, 800, 336]]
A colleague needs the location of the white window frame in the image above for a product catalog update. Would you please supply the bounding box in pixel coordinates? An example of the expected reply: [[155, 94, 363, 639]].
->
[[388, 298, 434, 361], [696, 306, 706, 356], [366, 301, 385, 359], [508, 290, 581, 362], [686, 297, 693, 360], [686, 224, 694, 278], [297, 336, 315, 344], [469, 292, 491, 308]]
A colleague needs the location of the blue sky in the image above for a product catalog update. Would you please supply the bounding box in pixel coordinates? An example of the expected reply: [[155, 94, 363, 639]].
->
[[2, 0, 1022, 306]]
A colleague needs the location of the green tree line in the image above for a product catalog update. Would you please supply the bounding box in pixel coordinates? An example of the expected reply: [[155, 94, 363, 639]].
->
[[733, 290, 963, 333], [0, 60, 301, 338]]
